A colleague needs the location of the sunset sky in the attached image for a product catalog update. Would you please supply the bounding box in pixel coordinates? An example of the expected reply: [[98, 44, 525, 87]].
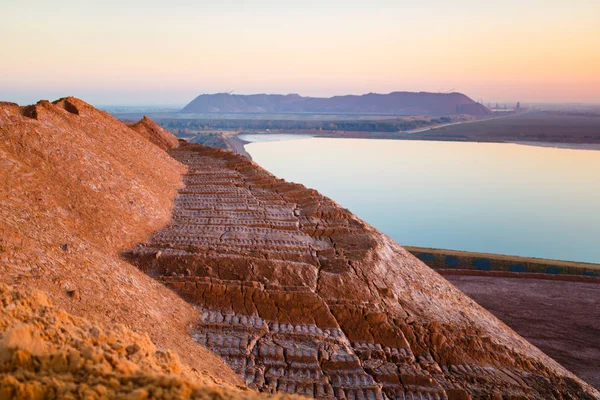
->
[[1, 0, 599, 105]]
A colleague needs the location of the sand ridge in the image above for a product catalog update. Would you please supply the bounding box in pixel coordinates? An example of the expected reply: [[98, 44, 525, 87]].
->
[[0, 98, 242, 387]]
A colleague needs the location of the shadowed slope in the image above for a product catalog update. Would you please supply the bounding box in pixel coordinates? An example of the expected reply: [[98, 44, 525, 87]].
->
[[0, 98, 242, 387], [127, 144, 598, 400]]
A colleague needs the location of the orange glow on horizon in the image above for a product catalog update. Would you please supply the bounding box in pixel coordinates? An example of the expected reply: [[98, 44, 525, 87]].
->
[[1, 1, 599, 104]]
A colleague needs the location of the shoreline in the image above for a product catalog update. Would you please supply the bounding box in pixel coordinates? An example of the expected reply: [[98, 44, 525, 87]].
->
[[222, 130, 600, 157], [510, 140, 600, 151], [222, 132, 252, 159], [405, 245, 600, 269], [405, 245, 600, 281]]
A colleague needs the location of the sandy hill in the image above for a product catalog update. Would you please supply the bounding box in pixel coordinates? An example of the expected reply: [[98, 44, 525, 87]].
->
[[0, 98, 244, 391], [180, 92, 491, 116], [127, 115, 180, 151]]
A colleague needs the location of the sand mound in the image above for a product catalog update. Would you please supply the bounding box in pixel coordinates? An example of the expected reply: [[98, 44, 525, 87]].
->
[[0, 98, 241, 387], [128, 116, 180, 151]]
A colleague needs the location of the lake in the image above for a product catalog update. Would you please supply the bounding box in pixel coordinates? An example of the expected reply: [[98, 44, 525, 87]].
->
[[240, 135, 600, 264]]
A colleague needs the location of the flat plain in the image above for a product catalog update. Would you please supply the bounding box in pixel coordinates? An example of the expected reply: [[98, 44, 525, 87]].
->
[[446, 275, 600, 390], [412, 111, 600, 145]]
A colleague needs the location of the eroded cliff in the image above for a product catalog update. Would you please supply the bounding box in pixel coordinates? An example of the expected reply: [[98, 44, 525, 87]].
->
[[126, 144, 599, 400]]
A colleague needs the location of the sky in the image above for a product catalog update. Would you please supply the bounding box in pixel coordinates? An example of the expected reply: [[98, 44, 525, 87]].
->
[[1, 0, 599, 106]]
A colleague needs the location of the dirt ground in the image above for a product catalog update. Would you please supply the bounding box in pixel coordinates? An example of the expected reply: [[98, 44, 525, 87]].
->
[[445, 275, 600, 389], [418, 111, 600, 144]]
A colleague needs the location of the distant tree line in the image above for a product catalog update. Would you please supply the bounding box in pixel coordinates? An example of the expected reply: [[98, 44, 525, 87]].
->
[[159, 117, 453, 134]]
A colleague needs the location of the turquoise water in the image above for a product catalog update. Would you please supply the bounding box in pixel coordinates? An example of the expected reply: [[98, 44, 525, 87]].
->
[[241, 135, 600, 264]]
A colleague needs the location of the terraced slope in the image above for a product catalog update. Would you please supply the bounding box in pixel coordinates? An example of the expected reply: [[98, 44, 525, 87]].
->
[[126, 144, 599, 400]]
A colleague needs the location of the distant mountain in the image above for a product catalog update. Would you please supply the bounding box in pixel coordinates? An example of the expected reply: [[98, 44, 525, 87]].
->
[[181, 91, 491, 116]]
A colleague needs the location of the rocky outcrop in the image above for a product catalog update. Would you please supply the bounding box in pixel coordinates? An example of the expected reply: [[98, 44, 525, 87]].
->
[[128, 115, 180, 151], [180, 92, 491, 116], [0, 98, 242, 387], [126, 144, 599, 399]]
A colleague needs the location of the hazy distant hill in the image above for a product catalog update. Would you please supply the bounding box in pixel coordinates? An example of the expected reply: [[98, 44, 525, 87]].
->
[[181, 91, 491, 116]]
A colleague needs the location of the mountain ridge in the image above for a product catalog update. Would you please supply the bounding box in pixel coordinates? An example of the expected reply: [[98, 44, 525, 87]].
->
[[180, 92, 491, 116]]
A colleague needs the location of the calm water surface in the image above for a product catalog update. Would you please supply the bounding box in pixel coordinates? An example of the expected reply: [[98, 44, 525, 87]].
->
[[240, 135, 600, 264]]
